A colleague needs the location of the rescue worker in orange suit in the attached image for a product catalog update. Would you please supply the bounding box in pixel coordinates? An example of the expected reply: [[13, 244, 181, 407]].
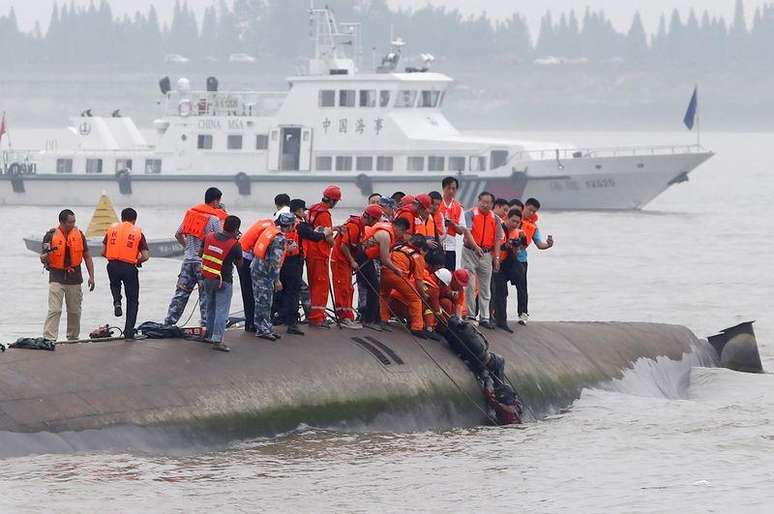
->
[[165, 187, 227, 327], [304, 185, 341, 328], [416, 191, 444, 251], [356, 197, 397, 325], [439, 176, 465, 271], [200, 215, 243, 352], [381, 234, 432, 338], [393, 195, 419, 235], [358, 216, 409, 331], [237, 217, 275, 333], [41, 209, 96, 342], [102, 208, 150, 340], [416, 249, 448, 340], [492, 207, 528, 333], [331, 204, 383, 329]]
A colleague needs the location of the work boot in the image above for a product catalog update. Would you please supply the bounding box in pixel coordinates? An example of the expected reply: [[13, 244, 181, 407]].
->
[[340, 319, 363, 330], [426, 330, 443, 341], [212, 342, 231, 352], [287, 325, 305, 336], [497, 323, 514, 334], [518, 313, 529, 326], [410, 329, 429, 339], [479, 320, 495, 330], [114, 302, 123, 317]]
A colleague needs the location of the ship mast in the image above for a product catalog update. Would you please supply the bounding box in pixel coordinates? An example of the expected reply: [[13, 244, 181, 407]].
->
[[308, 2, 360, 75]]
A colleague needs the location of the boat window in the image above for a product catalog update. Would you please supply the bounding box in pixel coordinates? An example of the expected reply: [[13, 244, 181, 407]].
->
[[335, 156, 353, 171], [339, 90, 356, 107], [85, 158, 102, 174], [428, 156, 445, 171], [395, 90, 417, 108], [316, 156, 332, 171], [359, 90, 377, 108], [379, 90, 391, 107], [407, 156, 424, 171], [448, 156, 465, 172], [197, 134, 213, 150], [469, 156, 486, 172], [376, 156, 394, 171], [56, 158, 73, 174], [256, 134, 269, 150], [115, 159, 133, 173], [227, 135, 243, 150], [419, 90, 441, 108], [319, 90, 335, 107], [144, 159, 162, 174], [490, 150, 508, 169], [356, 156, 373, 171]]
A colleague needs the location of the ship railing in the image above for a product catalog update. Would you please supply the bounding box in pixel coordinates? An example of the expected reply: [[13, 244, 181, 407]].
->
[[506, 144, 706, 166], [164, 90, 288, 118]]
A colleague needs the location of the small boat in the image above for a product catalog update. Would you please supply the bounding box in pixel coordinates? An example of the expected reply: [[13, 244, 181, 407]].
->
[[22, 193, 183, 258]]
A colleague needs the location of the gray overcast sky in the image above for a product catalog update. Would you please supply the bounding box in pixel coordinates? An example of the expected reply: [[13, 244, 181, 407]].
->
[[1, 0, 768, 36]]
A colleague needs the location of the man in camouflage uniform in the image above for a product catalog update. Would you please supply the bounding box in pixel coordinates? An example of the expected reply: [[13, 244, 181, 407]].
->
[[252, 213, 296, 341]]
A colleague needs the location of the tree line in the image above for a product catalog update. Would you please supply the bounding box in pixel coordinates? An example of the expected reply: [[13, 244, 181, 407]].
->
[[0, 0, 771, 68]]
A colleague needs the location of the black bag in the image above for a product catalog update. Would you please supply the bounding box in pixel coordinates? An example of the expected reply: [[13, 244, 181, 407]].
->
[[137, 322, 185, 339], [10, 337, 56, 351]]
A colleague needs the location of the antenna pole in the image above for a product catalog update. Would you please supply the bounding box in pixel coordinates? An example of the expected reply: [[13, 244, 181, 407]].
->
[[696, 84, 701, 148]]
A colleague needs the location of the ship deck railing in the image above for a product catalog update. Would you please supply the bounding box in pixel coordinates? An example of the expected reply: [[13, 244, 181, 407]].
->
[[163, 90, 288, 118], [507, 144, 706, 165]]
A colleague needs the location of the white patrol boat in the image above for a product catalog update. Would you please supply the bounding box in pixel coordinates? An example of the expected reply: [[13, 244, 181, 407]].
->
[[0, 5, 712, 210]]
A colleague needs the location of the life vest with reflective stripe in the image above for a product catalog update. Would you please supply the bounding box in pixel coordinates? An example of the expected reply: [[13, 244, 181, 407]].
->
[[105, 221, 143, 264], [181, 203, 227, 240], [363, 222, 394, 260], [240, 218, 274, 253], [201, 233, 238, 279], [440, 199, 463, 236], [304, 202, 333, 259], [49, 227, 84, 270], [469, 208, 497, 250]]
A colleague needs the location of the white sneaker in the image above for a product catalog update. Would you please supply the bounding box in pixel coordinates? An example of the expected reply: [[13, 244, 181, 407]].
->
[[341, 319, 363, 330], [518, 313, 529, 325]]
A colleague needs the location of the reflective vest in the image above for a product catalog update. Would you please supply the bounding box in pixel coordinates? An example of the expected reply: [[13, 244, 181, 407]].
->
[[332, 215, 365, 263], [394, 206, 418, 235], [240, 218, 274, 253], [201, 233, 238, 280], [304, 202, 333, 259], [254, 225, 280, 259], [105, 221, 143, 264], [415, 211, 442, 240], [180, 203, 228, 240], [49, 227, 84, 270], [440, 198, 463, 236], [469, 208, 497, 250], [363, 222, 395, 260]]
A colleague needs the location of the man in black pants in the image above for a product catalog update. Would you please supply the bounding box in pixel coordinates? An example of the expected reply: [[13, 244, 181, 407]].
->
[[102, 208, 150, 339]]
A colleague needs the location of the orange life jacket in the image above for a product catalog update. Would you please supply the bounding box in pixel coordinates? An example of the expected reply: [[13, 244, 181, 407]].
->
[[304, 202, 333, 260], [105, 221, 143, 264], [440, 198, 463, 236], [521, 219, 537, 248], [363, 222, 395, 260], [332, 215, 366, 263], [415, 211, 443, 240], [254, 225, 280, 259], [240, 218, 274, 253], [180, 203, 228, 240], [49, 227, 84, 270], [285, 229, 301, 258], [499, 227, 524, 262], [469, 208, 498, 250], [201, 233, 239, 280], [390, 242, 424, 278], [394, 206, 418, 235]]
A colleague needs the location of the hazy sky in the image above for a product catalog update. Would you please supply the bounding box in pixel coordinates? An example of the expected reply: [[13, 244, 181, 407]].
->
[[1, 0, 769, 36]]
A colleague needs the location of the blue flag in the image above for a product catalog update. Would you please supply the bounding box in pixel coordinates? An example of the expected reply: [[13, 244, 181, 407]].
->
[[683, 87, 698, 130]]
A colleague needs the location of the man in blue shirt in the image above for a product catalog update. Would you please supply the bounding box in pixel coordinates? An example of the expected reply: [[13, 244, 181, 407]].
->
[[512, 198, 554, 325]]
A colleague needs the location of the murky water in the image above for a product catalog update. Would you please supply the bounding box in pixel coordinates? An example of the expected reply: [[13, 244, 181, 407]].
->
[[0, 131, 772, 512]]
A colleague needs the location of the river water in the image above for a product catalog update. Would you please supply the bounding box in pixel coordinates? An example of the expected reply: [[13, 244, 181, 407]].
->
[[0, 130, 772, 512]]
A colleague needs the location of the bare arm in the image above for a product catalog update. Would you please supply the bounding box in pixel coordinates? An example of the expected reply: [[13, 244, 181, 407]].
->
[[535, 235, 554, 250], [376, 233, 402, 275], [84, 252, 95, 291], [138, 249, 150, 264]]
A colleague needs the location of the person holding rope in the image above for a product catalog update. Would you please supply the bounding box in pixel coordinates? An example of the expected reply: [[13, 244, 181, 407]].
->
[[305, 186, 341, 328], [380, 234, 432, 338]]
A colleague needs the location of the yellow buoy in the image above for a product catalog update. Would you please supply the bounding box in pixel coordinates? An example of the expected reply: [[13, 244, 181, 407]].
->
[[85, 193, 119, 237]]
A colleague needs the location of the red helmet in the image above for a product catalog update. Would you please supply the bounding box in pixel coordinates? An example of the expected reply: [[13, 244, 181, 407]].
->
[[400, 195, 416, 206], [452, 269, 470, 287], [363, 204, 383, 219], [323, 185, 342, 201], [416, 194, 432, 210]]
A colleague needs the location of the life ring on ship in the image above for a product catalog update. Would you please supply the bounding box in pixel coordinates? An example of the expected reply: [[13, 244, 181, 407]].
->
[[355, 173, 373, 197], [178, 99, 193, 117]]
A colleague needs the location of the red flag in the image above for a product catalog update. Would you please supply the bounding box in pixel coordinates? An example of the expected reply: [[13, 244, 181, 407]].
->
[[0, 112, 6, 145]]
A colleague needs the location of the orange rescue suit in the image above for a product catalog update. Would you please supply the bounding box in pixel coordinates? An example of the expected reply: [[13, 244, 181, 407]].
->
[[49, 227, 84, 270], [380, 243, 425, 331], [394, 206, 418, 235], [305, 202, 334, 325], [331, 216, 366, 321], [181, 203, 228, 240], [105, 221, 143, 264]]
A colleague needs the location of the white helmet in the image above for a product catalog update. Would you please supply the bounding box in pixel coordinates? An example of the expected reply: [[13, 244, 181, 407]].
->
[[434, 268, 452, 286]]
